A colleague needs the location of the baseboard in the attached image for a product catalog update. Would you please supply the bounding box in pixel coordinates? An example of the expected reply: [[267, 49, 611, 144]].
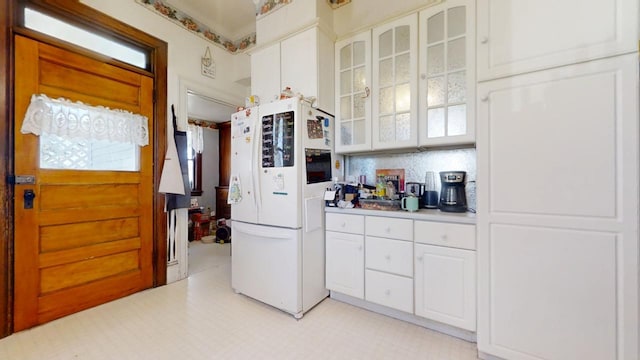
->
[[330, 291, 477, 343]]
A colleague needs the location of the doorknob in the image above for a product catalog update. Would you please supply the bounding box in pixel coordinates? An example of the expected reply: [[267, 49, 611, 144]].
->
[[23, 189, 35, 209]]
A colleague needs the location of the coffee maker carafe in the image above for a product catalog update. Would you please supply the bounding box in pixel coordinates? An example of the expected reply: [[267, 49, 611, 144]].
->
[[439, 171, 467, 212]]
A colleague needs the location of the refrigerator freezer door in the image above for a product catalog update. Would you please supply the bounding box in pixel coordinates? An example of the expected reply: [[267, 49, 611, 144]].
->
[[231, 221, 302, 315], [257, 99, 302, 228], [230, 109, 258, 224]]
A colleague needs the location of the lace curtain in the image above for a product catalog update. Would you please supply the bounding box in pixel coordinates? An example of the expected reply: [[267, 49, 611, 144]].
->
[[21, 94, 149, 146], [187, 124, 204, 154]]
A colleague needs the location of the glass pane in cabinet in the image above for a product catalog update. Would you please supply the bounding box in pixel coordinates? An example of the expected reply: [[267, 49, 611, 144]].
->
[[426, 44, 444, 76], [448, 71, 466, 103], [353, 119, 366, 144], [427, 76, 444, 107], [353, 41, 365, 66], [379, 87, 394, 114], [354, 66, 367, 92], [354, 94, 366, 118], [395, 53, 410, 83], [447, 104, 466, 136], [427, 107, 445, 138], [395, 83, 410, 113], [379, 58, 393, 87], [395, 25, 410, 53], [379, 115, 394, 142], [340, 70, 352, 95], [379, 30, 393, 58], [447, 37, 466, 71], [448, 6, 466, 38], [340, 96, 352, 119], [340, 44, 351, 70], [340, 122, 353, 145], [396, 113, 411, 141], [427, 11, 444, 44]]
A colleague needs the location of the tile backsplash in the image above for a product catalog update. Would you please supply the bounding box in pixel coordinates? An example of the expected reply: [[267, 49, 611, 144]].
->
[[345, 147, 477, 211]]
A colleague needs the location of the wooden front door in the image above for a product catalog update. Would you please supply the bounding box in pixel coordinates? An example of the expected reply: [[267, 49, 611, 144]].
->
[[13, 35, 155, 331]]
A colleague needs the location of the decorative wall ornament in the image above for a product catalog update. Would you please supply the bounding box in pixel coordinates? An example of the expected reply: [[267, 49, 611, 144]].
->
[[327, 0, 351, 9], [201, 46, 216, 79], [22, 94, 149, 146], [135, 0, 257, 54]]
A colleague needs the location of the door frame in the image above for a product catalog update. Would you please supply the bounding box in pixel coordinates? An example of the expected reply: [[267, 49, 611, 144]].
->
[[0, 0, 168, 338]]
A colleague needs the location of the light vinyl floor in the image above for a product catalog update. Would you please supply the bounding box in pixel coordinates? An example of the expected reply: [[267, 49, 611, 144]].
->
[[0, 242, 479, 359]]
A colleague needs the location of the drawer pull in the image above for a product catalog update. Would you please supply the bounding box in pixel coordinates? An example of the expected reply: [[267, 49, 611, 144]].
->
[[480, 36, 489, 44], [441, 234, 448, 241], [417, 256, 423, 262], [385, 254, 391, 260], [385, 289, 391, 296], [358, 245, 363, 251], [341, 222, 346, 228], [385, 227, 391, 233]]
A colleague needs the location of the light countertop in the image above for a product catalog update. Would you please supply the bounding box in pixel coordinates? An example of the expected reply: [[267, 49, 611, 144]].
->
[[325, 206, 476, 224]]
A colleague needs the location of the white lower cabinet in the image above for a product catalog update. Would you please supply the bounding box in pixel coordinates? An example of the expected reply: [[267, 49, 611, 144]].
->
[[414, 244, 476, 331], [325, 230, 364, 299], [326, 211, 477, 336], [365, 269, 413, 313]]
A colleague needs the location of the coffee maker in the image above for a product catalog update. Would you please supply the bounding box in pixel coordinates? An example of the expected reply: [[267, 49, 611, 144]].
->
[[439, 171, 467, 212]]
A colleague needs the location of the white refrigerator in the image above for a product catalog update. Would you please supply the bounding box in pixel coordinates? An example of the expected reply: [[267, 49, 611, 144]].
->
[[229, 97, 336, 318]]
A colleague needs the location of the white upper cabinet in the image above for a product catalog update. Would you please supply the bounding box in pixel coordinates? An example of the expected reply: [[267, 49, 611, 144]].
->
[[251, 43, 281, 105], [477, 0, 639, 81], [372, 14, 418, 150], [418, 0, 475, 146], [335, 31, 372, 153]]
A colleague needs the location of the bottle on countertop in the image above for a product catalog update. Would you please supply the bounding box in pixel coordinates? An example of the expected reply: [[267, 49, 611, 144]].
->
[[376, 175, 386, 198]]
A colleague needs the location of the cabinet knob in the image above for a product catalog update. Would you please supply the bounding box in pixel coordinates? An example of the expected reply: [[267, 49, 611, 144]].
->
[[480, 37, 489, 44], [420, 73, 427, 80], [441, 234, 448, 241], [417, 256, 423, 262], [385, 254, 391, 261], [358, 245, 363, 251], [481, 95, 489, 102], [341, 222, 346, 227], [385, 227, 391, 233], [385, 289, 391, 296], [361, 86, 371, 98]]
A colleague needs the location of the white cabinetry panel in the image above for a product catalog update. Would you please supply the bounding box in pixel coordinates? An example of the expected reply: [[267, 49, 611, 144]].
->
[[415, 244, 475, 331], [487, 224, 617, 360], [326, 231, 364, 299], [281, 28, 318, 107], [481, 58, 626, 220], [251, 43, 281, 103], [365, 216, 412, 241], [477, 0, 638, 81], [326, 213, 364, 234], [365, 269, 413, 313], [415, 221, 475, 250], [365, 236, 413, 277]]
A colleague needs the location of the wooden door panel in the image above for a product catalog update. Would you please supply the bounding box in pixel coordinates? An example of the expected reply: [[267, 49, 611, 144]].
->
[[41, 218, 139, 252], [14, 34, 154, 330]]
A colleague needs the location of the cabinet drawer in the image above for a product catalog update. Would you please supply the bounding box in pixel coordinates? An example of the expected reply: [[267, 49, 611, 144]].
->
[[365, 216, 413, 241], [326, 213, 365, 234], [365, 236, 413, 277], [414, 221, 475, 250], [365, 269, 413, 313]]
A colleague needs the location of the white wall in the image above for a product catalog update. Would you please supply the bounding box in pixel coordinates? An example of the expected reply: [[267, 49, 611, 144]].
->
[[80, 0, 250, 131], [193, 128, 220, 215], [333, 0, 440, 38]]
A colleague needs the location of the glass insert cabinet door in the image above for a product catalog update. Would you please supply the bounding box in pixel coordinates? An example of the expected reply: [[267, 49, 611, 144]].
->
[[334, 31, 372, 153], [419, 0, 476, 146], [372, 13, 418, 150]]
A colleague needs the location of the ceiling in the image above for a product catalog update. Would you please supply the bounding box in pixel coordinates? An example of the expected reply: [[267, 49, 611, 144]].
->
[[171, 0, 257, 41]]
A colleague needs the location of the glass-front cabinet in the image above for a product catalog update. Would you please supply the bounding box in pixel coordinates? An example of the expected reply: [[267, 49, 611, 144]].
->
[[334, 32, 372, 154], [419, 0, 475, 146], [372, 14, 418, 150]]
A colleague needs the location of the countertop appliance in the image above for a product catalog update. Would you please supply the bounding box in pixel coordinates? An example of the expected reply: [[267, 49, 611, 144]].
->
[[406, 182, 424, 207], [439, 171, 467, 213], [229, 97, 335, 318]]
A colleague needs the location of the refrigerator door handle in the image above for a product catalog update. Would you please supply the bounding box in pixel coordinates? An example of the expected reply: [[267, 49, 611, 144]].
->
[[235, 225, 293, 239], [252, 115, 262, 213]]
